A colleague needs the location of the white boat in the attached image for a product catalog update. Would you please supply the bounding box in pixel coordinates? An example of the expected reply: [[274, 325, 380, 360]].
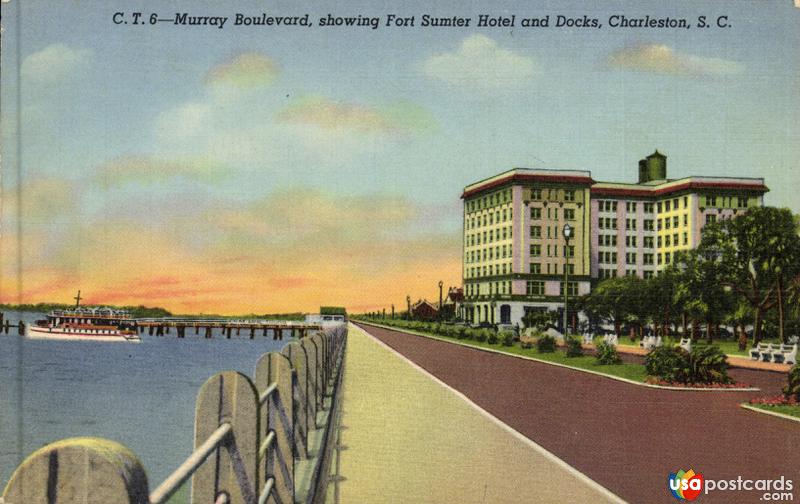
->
[[28, 305, 141, 343]]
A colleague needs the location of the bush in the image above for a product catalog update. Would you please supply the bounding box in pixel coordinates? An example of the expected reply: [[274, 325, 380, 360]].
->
[[536, 334, 556, 353], [645, 346, 685, 381], [645, 344, 730, 384], [456, 326, 468, 339], [783, 365, 800, 401], [565, 336, 583, 357], [500, 330, 515, 347], [474, 329, 488, 343], [595, 341, 621, 365], [487, 331, 499, 345]]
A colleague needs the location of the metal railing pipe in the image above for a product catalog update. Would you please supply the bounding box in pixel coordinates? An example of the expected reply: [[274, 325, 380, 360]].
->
[[149, 422, 232, 504]]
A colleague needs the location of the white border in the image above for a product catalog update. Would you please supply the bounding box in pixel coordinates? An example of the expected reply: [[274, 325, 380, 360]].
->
[[356, 321, 760, 392], [740, 404, 800, 424], [349, 323, 628, 504]]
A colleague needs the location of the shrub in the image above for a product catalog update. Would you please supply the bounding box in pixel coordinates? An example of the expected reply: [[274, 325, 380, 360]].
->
[[500, 330, 515, 347], [645, 344, 730, 384], [645, 346, 685, 381], [565, 336, 583, 357], [595, 341, 621, 365], [487, 332, 499, 345], [474, 329, 488, 343], [464, 328, 478, 340], [783, 365, 800, 401], [536, 334, 556, 353]]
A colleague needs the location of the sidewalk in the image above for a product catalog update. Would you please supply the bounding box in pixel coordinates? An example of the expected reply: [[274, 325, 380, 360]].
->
[[332, 324, 623, 504]]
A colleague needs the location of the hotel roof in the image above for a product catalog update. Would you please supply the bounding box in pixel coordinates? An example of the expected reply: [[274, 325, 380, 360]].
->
[[462, 169, 768, 199]]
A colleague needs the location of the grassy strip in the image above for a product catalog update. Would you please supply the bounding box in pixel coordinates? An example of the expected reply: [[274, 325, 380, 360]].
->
[[358, 321, 648, 382]]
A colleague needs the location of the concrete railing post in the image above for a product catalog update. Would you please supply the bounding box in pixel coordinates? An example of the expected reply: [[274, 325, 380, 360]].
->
[[280, 342, 309, 458], [300, 339, 319, 426], [2, 437, 150, 504], [254, 353, 294, 504], [191, 371, 259, 504]]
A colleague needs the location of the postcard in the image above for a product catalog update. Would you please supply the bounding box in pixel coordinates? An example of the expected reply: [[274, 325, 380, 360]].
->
[[1, 1, 798, 503]]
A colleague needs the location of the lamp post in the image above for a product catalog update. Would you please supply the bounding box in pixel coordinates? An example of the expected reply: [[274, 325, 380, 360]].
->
[[438, 280, 444, 320], [563, 223, 573, 341], [406, 295, 411, 320]]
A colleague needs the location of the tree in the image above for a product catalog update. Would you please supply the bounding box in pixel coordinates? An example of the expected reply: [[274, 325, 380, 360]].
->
[[701, 207, 800, 344], [582, 276, 640, 336]]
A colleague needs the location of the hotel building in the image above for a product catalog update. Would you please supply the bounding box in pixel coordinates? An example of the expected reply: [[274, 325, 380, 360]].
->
[[461, 151, 768, 327]]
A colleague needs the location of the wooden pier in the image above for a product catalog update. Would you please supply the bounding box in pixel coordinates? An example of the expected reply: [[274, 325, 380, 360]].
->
[[134, 319, 322, 340]]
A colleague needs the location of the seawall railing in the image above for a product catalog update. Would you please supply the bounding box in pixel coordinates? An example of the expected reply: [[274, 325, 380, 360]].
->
[[0, 325, 347, 504]]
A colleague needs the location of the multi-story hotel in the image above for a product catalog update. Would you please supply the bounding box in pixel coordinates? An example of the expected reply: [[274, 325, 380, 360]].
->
[[461, 151, 768, 327]]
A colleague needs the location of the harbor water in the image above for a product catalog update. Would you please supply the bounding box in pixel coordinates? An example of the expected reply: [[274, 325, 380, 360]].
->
[[0, 310, 291, 491]]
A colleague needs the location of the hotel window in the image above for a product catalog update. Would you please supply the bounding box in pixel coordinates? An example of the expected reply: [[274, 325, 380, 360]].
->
[[643, 253, 654, 265], [482, 266, 487, 276], [489, 230, 494, 242], [564, 245, 575, 258], [489, 213, 494, 225], [644, 271, 655, 279], [627, 218, 637, 230], [531, 188, 542, 200], [665, 201, 671, 212], [673, 216, 679, 227], [531, 207, 541, 219], [626, 201, 636, 213], [673, 198, 679, 209], [683, 233, 688, 245], [502, 228, 507, 240], [530, 263, 541, 274], [530, 226, 541, 238], [673, 233, 679, 245], [626, 269, 637, 277], [527, 281, 545, 296], [683, 196, 688, 207], [644, 202, 654, 213], [665, 235, 671, 247], [665, 252, 671, 264], [554, 226, 559, 239], [644, 236, 654, 249], [738, 197, 747, 208], [611, 218, 618, 229], [626, 235, 638, 247], [553, 208, 559, 220], [626, 252, 637, 265], [657, 253, 662, 265], [488, 248, 493, 260], [657, 202, 663, 213], [683, 214, 688, 226], [706, 214, 717, 225], [657, 219, 662, 230], [559, 281, 578, 297], [707, 195, 717, 207], [565, 190, 575, 202], [644, 219, 654, 231], [530, 244, 541, 257], [564, 208, 575, 220], [657, 236, 663, 247]]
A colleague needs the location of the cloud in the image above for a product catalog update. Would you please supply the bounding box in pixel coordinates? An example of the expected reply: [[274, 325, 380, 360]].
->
[[21, 44, 92, 83], [606, 44, 744, 76], [205, 53, 279, 88], [94, 155, 229, 188], [422, 34, 535, 91], [276, 96, 435, 135]]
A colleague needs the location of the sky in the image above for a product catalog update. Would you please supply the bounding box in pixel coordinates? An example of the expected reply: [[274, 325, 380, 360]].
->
[[1, 0, 798, 314]]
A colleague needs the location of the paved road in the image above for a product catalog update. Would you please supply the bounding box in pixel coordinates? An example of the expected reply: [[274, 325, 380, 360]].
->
[[355, 323, 800, 504]]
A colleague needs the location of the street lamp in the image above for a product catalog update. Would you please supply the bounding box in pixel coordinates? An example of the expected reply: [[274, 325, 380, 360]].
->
[[406, 295, 412, 320], [563, 223, 573, 341], [438, 280, 444, 320]]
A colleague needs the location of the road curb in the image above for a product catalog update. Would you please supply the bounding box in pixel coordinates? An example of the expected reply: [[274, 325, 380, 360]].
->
[[739, 403, 800, 424], [355, 321, 761, 393]]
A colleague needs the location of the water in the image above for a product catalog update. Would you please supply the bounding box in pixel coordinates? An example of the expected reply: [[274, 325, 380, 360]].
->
[[0, 310, 291, 489]]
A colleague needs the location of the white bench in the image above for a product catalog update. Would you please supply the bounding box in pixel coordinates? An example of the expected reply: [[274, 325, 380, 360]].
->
[[679, 338, 692, 352], [771, 344, 797, 365], [582, 333, 594, 345], [750, 343, 774, 361], [603, 334, 618, 346], [640, 336, 663, 350]]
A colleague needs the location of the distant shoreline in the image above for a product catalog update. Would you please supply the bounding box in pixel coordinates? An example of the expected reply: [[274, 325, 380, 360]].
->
[[0, 304, 306, 321]]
